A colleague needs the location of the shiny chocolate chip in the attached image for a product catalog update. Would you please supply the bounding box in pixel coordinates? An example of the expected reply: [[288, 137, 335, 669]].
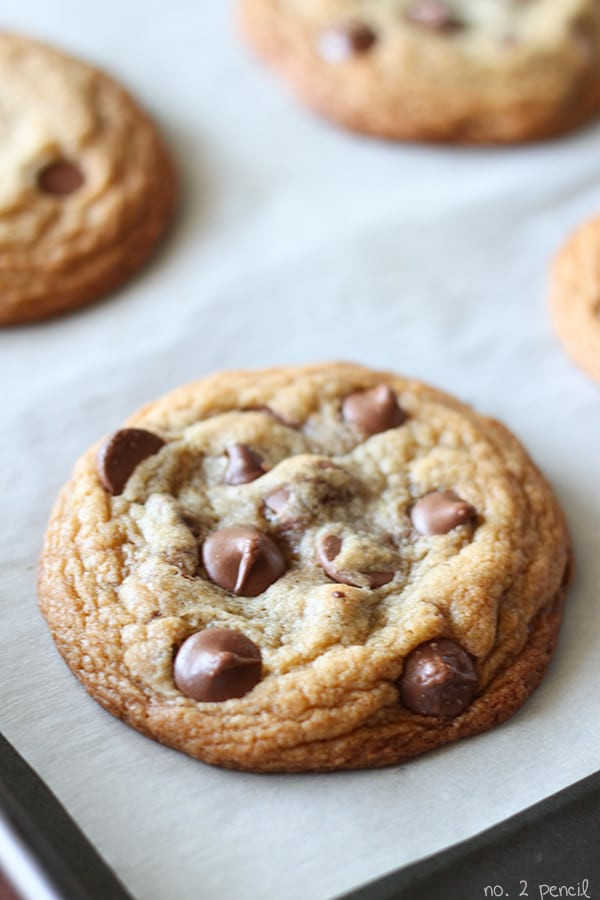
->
[[318, 22, 377, 63], [317, 534, 393, 589], [225, 443, 266, 485], [38, 160, 85, 195], [97, 428, 165, 495], [173, 628, 262, 702], [405, 0, 464, 31], [202, 526, 286, 596], [264, 486, 291, 514], [400, 639, 478, 717], [342, 385, 406, 436], [411, 491, 476, 535]]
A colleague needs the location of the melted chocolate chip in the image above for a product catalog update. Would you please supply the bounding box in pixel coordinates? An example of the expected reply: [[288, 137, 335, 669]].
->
[[342, 385, 406, 436], [225, 443, 266, 485], [202, 526, 286, 596], [97, 428, 165, 495], [173, 628, 262, 702], [400, 639, 478, 717], [317, 22, 377, 63], [317, 533, 393, 589], [411, 491, 476, 535], [38, 160, 85, 195], [405, 1, 464, 31], [264, 486, 291, 514]]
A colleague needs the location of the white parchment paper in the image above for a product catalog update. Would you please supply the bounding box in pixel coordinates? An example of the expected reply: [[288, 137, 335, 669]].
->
[[2, 4, 600, 899]]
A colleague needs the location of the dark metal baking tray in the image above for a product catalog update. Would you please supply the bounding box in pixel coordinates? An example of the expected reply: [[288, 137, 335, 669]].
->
[[1, 730, 598, 900]]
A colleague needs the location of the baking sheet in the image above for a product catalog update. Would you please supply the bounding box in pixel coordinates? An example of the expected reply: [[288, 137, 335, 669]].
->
[[2, 3, 600, 899]]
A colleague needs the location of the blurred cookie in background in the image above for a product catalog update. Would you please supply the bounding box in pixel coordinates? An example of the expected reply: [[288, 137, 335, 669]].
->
[[238, 0, 600, 144], [550, 216, 600, 384], [0, 33, 177, 326]]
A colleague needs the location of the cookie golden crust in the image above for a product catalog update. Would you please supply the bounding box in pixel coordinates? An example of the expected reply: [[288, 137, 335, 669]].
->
[[238, 0, 600, 144], [550, 217, 600, 384], [0, 34, 177, 326], [38, 363, 571, 772]]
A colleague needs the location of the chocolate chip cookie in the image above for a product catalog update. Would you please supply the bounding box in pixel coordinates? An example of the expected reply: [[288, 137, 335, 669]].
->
[[550, 216, 600, 384], [38, 363, 572, 772], [0, 33, 177, 325], [239, 0, 600, 143]]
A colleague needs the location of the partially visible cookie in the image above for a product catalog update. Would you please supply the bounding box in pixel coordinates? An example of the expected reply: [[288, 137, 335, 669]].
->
[[550, 217, 600, 384], [0, 34, 177, 325], [38, 363, 571, 772], [239, 0, 600, 144]]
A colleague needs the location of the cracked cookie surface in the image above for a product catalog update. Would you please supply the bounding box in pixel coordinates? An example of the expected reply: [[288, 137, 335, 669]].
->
[[0, 33, 176, 325], [38, 363, 571, 772], [239, 0, 600, 143]]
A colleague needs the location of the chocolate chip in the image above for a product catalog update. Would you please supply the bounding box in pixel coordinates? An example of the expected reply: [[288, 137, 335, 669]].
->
[[367, 571, 395, 588], [202, 526, 286, 596], [38, 160, 85, 195], [319, 534, 342, 565], [405, 1, 464, 31], [97, 428, 165, 495], [264, 486, 291, 514], [317, 533, 393, 589], [400, 639, 478, 717], [571, 19, 597, 62], [317, 22, 377, 63], [173, 628, 262, 702], [411, 491, 476, 535], [225, 443, 267, 485], [342, 384, 406, 436]]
